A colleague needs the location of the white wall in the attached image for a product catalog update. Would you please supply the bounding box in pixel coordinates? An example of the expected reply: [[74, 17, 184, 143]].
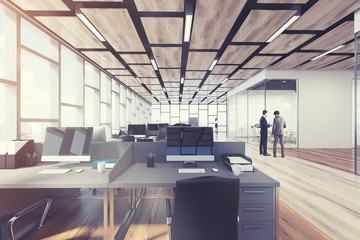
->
[[265, 70, 353, 148]]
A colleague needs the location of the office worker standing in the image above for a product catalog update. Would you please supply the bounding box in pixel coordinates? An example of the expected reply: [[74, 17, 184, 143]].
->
[[259, 110, 271, 156], [271, 110, 286, 158]]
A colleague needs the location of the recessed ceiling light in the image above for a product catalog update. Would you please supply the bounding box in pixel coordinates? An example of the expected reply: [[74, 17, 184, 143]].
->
[[163, 88, 167, 92], [181, 77, 184, 84], [208, 59, 218, 71], [136, 77, 143, 84], [150, 59, 158, 71], [184, 13, 193, 42], [76, 13, 106, 42], [180, 94, 182, 97], [196, 88, 200, 92], [266, 12, 300, 43], [221, 78, 229, 84], [310, 45, 346, 61]]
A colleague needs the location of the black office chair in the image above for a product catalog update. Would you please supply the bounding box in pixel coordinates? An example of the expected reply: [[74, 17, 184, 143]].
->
[[118, 135, 135, 142], [156, 127, 167, 141], [0, 198, 52, 240], [166, 176, 239, 240]]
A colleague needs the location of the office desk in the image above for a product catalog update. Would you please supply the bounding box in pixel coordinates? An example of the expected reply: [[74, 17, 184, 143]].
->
[[110, 162, 280, 240], [0, 163, 111, 239]]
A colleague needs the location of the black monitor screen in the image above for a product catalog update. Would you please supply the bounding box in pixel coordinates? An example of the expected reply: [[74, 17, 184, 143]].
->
[[128, 124, 146, 135], [167, 127, 214, 155], [147, 123, 159, 131], [42, 127, 93, 162]]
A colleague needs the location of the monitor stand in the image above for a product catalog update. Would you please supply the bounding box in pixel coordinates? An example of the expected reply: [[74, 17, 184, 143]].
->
[[183, 161, 197, 168]]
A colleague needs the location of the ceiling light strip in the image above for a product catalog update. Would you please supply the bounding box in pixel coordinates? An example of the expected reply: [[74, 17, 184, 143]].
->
[[150, 59, 158, 71], [184, 14, 193, 42], [136, 77, 143, 84], [181, 77, 184, 84], [310, 45, 346, 61], [266, 13, 300, 43], [221, 77, 229, 84], [208, 59, 218, 71], [76, 13, 106, 42]]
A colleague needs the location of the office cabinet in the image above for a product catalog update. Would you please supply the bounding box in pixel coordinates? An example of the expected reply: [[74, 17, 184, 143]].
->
[[239, 187, 274, 240]]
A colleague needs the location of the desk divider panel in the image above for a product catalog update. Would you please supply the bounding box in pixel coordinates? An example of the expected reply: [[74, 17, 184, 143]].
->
[[109, 143, 134, 183]]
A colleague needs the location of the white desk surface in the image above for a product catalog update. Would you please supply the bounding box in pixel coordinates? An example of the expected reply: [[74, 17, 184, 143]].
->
[[0, 163, 110, 188]]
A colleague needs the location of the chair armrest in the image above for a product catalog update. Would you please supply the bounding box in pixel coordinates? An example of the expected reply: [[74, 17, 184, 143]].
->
[[7, 198, 52, 239], [166, 199, 172, 226]]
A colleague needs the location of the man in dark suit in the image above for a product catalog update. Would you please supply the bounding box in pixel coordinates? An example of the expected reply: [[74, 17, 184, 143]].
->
[[271, 110, 287, 158], [260, 110, 271, 156]]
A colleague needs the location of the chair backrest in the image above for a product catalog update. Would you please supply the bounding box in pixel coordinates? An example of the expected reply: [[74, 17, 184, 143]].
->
[[156, 127, 167, 141], [172, 176, 239, 240], [118, 135, 135, 142]]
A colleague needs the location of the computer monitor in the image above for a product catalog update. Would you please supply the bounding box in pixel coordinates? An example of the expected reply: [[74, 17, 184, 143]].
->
[[128, 124, 146, 137], [41, 127, 93, 162], [147, 123, 159, 131], [93, 126, 106, 142], [159, 123, 169, 128], [166, 127, 214, 163]]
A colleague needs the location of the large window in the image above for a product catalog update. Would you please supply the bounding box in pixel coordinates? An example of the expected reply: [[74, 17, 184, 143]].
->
[[0, 4, 16, 82], [60, 45, 83, 127], [0, 2, 150, 140]]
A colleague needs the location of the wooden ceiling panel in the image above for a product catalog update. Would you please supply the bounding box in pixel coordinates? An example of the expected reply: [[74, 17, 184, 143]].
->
[[164, 82, 179, 88], [159, 69, 181, 82], [334, 42, 354, 54], [201, 85, 217, 91], [289, 0, 360, 30], [146, 84, 162, 91], [230, 69, 261, 79], [185, 71, 207, 79], [184, 80, 201, 88], [81, 8, 144, 51], [302, 21, 354, 50], [296, 55, 349, 70], [206, 75, 228, 85], [141, 78, 159, 85], [119, 76, 138, 86], [74, 0, 123, 1], [232, 10, 297, 42], [187, 52, 217, 70], [134, 0, 183, 12], [130, 86, 148, 93], [36, 16, 105, 49], [10, 0, 70, 10], [190, 0, 246, 49], [130, 65, 157, 77], [152, 47, 182, 68], [211, 65, 238, 74], [257, 0, 308, 3], [243, 56, 281, 68], [222, 80, 244, 88], [82, 51, 124, 68], [219, 45, 259, 64], [108, 69, 130, 75], [141, 18, 183, 44], [260, 34, 315, 54], [322, 57, 354, 70], [119, 54, 150, 64], [271, 53, 319, 69]]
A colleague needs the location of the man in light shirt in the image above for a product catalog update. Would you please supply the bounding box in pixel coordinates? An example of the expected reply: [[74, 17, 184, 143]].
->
[[271, 110, 286, 158]]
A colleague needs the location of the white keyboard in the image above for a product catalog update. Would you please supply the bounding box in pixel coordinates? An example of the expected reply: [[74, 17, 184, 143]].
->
[[38, 168, 72, 174], [178, 168, 206, 174]]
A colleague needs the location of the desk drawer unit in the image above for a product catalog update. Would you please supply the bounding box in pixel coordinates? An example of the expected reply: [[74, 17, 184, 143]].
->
[[239, 187, 274, 240], [239, 221, 274, 240]]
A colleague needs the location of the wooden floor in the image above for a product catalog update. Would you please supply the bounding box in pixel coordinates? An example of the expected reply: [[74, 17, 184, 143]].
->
[[25, 146, 360, 240], [26, 189, 330, 240], [286, 148, 354, 173]]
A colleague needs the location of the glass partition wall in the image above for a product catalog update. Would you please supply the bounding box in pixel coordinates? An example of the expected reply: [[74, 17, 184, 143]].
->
[[228, 79, 298, 148]]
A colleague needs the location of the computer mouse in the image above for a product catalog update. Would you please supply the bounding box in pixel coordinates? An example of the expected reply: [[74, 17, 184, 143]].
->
[[76, 169, 84, 173], [211, 168, 219, 172]]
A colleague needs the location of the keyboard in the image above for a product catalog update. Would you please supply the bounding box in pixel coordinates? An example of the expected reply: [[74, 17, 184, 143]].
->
[[178, 168, 206, 174], [38, 168, 72, 174]]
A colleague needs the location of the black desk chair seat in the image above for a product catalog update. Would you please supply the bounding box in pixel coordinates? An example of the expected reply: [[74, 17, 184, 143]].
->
[[0, 198, 52, 240], [166, 176, 239, 240]]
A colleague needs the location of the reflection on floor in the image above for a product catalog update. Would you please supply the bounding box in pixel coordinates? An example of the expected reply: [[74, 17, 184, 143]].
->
[[246, 144, 360, 240]]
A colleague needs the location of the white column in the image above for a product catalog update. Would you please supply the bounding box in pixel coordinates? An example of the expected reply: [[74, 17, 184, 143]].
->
[[355, 8, 360, 33]]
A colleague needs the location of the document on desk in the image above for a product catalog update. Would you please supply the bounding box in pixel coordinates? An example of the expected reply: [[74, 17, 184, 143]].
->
[[228, 156, 251, 164], [38, 169, 72, 174]]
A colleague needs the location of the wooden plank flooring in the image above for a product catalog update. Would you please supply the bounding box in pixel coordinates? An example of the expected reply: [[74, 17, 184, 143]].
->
[[246, 144, 360, 240], [286, 148, 354, 173]]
